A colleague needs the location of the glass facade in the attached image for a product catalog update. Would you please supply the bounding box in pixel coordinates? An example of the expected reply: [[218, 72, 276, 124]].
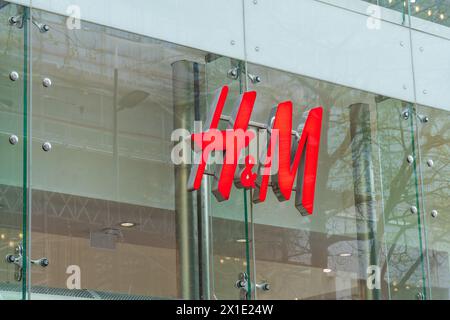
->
[[364, 0, 450, 27], [0, 0, 448, 300]]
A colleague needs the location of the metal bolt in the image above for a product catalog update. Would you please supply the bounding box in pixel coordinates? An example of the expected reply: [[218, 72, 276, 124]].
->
[[426, 159, 434, 167], [431, 210, 438, 218], [253, 0, 258, 4], [400, 41, 404, 47], [41, 258, 49, 267], [401, 109, 410, 120], [9, 16, 18, 25], [255, 46, 260, 52], [406, 155, 414, 164], [9, 135, 18, 145], [42, 78, 52, 88], [5, 254, 15, 264], [248, 73, 261, 84], [8, 15, 22, 26], [42, 142, 52, 152], [31, 257, 50, 267], [39, 24, 50, 33], [255, 281, 271, 291], [227, 67, 239, 80], [410, 206, 418, 215], [236, 280, 246, 289], [9, 71, 19, 81], [419, 47, 424, 52], [423, 89, 428, 94], [402, 84, 407, 90], [418, 114, 429, 123], [230, 40, 235, 46]]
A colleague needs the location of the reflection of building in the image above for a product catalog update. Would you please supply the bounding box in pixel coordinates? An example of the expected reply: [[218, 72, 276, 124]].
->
[[0, 0, 449, 300]]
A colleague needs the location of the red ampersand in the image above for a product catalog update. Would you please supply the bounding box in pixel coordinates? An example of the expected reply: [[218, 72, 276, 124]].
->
[[240, 155, 257, 188]]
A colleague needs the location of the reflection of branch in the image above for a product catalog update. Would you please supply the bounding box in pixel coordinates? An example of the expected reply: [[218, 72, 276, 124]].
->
[[380, 224, 410, 277], [377, 106, 449, 290], [385, 208, 412, 223], [380, 161, 412, 222], [398, 255, 423, 288], [263, 75, 448, 296], [329, 129, 351, 160], [397, 111, 407, 151]]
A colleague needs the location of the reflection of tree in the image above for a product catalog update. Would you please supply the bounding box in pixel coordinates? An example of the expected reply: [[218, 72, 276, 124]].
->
[[377, 104, 450, 298], [250, 66, 449, 299]]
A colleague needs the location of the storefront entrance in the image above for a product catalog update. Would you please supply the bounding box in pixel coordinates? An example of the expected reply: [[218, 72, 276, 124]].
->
[[0, 2, 448, 300]]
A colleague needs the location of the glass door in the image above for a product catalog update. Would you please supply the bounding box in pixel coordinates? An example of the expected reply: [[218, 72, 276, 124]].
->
[[0, 1, 28, 300]]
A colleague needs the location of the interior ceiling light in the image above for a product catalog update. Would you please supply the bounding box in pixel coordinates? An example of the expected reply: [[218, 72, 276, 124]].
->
[[339, 253, 352, 257], [236, 238, 247, 243], [323, 268, 332, 273], [120, 222, 136, 228]]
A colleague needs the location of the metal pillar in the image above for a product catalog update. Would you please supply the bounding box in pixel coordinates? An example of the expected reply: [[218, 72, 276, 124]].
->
[[349, 103, 380, 300], [172, 60, 209, 299]]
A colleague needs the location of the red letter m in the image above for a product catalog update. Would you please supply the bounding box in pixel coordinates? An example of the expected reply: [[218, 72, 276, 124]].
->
[[253, 102, 323, 215]]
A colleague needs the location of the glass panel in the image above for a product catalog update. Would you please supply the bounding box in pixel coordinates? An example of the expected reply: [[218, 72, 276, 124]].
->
[[416, 104, 450, 299], [28, 8, 216, 299], [0, 1, 27, 300], [244, 63, 427, 300], [375, 99, 428, 300], [410, 0, 450, 27], [362, 0, 450, 28], [205, 56, 252, 300], [362, 0, 410, 17], [408, 0, 450, 300]]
